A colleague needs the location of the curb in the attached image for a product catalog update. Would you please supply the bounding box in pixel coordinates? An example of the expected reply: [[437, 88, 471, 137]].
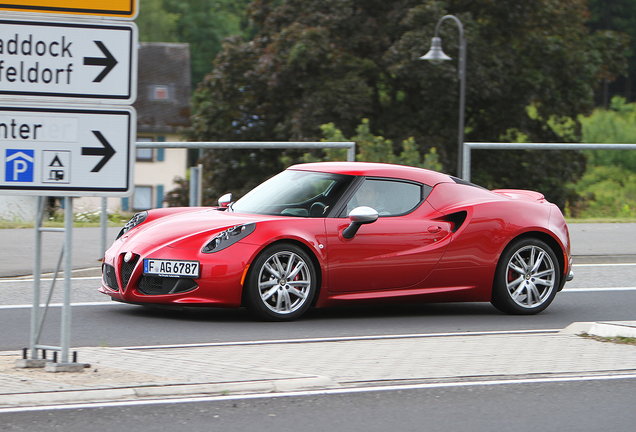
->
[[560, 321, 636, 338], [588, 322, 636, 338], [0, 376, 337, 408]]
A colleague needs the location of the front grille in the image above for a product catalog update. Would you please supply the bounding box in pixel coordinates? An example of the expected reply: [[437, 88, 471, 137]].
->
[[138, 276, 198, 295], [102, 264, 119, 291], [120, 254, 140, 290]]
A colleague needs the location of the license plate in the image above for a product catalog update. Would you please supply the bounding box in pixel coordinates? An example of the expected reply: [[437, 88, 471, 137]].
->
[[143, 259, 200, 278]]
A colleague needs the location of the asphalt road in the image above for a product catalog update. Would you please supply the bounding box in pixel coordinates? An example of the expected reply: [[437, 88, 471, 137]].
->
[[2, 377, 635, 432], [0, 262, 634, 350]]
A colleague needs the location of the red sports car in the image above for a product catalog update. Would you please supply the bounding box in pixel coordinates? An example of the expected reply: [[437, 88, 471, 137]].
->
[[100, 162, 573, 321]]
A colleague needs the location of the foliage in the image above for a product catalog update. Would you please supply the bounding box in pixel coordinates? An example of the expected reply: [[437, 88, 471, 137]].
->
[[299, 119, 443, 172], [163, 0, 254, 86], [572, 165, 636, 218], [564, 96, 636, 218], [579, 96, 636, 172], [136, 0, 180, 42], [587, 0, 636, 97], [188, 0, 628, 210], [137, 0, 254, 87], [163, 176, 191, 207]]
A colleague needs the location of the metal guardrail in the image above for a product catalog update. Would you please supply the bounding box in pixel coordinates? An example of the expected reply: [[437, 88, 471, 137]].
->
[[462, 143, 636, 182], [135, 141, 357, 163]]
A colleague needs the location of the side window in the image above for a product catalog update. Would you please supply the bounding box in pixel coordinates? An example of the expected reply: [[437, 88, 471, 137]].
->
[[345, 179, 422, 216]]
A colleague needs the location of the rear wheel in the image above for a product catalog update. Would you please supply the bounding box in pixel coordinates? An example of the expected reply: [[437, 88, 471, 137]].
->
[[244, 243, 316, 321], [491, 238, 559, 315]]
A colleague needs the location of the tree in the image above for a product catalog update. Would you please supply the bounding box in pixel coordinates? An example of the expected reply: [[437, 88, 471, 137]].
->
[[163, 0, 254, 86], [189, 0, 628, 209], [297, 119, 443, 172], [587, 0, 636, 104], [136, 0, 180, 43]]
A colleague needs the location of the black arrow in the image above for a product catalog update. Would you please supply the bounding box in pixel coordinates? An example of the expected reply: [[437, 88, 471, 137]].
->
[[82, 131, 116, 172], [83, 41, 118, 83]]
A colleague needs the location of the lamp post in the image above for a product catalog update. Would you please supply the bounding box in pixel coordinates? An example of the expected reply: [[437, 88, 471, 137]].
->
[[421, 15, 466, 178]]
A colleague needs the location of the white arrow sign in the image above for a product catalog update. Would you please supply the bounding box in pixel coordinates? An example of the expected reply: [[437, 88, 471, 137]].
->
[[0, 18, 137, 103], [0, 104, 135, 196]]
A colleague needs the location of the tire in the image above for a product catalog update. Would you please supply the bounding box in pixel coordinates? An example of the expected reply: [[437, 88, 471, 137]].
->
[[491, 238, 560, 315], [244, 243, 316, 321]]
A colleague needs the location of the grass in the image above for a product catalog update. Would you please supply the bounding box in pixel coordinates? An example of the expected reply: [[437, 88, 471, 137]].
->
[[0, 210, 131, 229], [0, 221, 127, 229], [565, 217, 636, 223], [581, 333, 636, 346]]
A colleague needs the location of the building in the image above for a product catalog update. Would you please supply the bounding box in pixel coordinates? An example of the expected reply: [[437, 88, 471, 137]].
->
[[75, 42, 193, 215]]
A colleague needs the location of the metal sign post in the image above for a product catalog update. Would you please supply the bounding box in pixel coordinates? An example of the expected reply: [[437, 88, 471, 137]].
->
[[60, 196, 73, 365]]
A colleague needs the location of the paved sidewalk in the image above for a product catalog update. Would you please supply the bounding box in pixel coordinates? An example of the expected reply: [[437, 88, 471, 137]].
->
[[0, 322, 634, 408]]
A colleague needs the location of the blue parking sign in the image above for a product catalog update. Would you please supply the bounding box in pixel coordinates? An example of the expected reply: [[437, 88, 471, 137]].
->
[[5, 149, 35, 182]]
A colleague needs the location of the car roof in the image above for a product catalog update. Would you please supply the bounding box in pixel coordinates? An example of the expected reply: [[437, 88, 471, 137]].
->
[[289, 162, 455, 186]]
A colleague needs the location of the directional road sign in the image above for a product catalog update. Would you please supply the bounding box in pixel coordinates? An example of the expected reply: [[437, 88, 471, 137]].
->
[[0, 0, 138, 19], [0, 18, 137, 103], [0, 104, 135, 196]]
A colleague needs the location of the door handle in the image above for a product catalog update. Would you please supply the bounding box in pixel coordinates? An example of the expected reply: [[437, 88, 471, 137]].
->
[[427, 225, 442, 233]]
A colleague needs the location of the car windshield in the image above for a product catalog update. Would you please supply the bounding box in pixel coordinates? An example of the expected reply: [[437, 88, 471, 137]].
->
[[232, 170, 354, 217]]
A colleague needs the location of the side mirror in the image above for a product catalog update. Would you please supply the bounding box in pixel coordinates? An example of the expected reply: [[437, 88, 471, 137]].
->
[[342, 206, 379, 239], [218, 193, 232, 208]]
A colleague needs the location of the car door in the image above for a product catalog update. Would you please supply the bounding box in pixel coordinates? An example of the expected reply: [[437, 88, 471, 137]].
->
[[325, 178, 451, 293]]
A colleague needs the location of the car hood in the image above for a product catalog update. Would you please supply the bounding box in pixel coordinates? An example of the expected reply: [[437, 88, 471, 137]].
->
[[117, 208, 281, 249]]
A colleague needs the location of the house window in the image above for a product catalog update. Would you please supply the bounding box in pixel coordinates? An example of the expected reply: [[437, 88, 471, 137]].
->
[[133, 186, 153, 210], [136, 137, 153, 161], [152, 85, 170, 100]]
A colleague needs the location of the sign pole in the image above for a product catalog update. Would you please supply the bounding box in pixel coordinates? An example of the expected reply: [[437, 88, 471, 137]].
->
[[30, 197, 44, 361], [60, 196, 72, 364]]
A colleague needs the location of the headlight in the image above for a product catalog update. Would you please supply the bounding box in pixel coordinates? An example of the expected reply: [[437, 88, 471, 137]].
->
[[202, 223, 255, 253], [116, 211, 148, 240]]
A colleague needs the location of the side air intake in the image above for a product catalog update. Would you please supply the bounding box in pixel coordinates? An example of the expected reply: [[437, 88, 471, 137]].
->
[[444, 211, 467, 233]]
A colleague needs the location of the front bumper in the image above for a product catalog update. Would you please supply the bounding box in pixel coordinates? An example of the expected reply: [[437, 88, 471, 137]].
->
[[99, 241, 258, 308]]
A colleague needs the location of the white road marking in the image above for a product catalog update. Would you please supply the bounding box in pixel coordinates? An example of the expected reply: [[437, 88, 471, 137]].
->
[[0, 276, 101, 283], [0, 302, 116, 309], [562, 287, 636, 292], [122, 329, 561, 350]]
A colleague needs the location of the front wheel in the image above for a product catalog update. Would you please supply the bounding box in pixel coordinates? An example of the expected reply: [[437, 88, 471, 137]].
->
[[491, 238, 560, 315], [244, 243, 317, 321]]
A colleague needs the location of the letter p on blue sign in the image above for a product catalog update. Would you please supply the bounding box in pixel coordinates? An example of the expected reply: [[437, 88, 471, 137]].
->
[[5, 149, 35, 182]]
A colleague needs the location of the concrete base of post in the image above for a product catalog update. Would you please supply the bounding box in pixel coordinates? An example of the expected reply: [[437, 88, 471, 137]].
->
[[45, 362, 91, 373], [15, 359, 47, 368]]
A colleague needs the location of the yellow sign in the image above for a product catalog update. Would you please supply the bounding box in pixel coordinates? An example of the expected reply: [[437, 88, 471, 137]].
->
[[0, 0, 137, 19]]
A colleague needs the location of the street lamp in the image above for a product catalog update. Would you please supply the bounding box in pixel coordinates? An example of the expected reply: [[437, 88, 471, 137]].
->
[[421, 15, 466, 178]]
